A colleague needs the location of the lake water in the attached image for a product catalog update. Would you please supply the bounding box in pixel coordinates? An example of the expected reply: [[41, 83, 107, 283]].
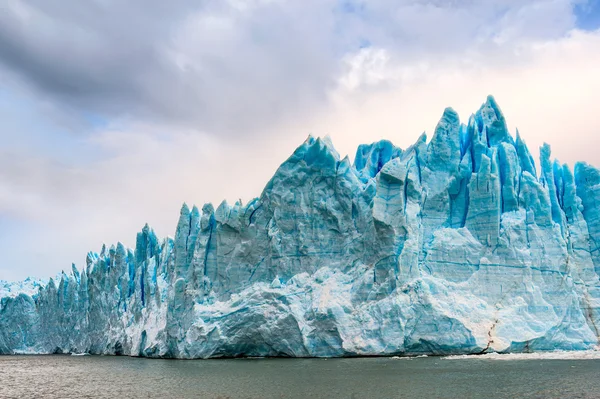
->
[[1, 354, 600, 398]]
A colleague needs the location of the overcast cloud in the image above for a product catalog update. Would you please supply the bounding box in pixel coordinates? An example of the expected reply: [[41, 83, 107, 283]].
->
[[1, 0, 599, 280]]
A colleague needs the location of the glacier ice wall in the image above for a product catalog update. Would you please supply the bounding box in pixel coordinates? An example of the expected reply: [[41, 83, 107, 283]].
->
[[2, 96, 600, 358]]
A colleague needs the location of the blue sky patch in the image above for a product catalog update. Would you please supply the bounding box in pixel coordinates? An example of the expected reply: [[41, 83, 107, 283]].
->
[[338, 0, 365, 15], [574, 0, 600, 30]]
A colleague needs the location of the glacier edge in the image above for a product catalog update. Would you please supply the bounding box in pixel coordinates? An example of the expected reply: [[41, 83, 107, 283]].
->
[[2, 96, 600, 358]]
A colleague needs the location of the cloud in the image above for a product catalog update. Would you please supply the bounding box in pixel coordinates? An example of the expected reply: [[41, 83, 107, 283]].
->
[[0, 0, 340, 135], [0, 0, 583, 135], [1, 0, 600, 280]]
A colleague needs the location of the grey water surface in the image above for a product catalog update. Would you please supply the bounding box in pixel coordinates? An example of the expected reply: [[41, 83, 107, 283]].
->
[[1, 355, 600, 398]]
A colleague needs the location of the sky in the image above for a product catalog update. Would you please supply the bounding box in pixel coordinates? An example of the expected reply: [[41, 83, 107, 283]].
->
[[1, 0, 600, 281]]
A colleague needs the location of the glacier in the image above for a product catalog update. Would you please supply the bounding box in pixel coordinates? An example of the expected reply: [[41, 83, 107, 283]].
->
[[2, 96, 600, 358]]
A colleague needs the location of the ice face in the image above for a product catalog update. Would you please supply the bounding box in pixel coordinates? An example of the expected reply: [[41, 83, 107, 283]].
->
[[2, 96, 600, 358]]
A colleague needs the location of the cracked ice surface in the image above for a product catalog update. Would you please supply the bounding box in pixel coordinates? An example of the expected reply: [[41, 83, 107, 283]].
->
[[2, 96, 600, 358]]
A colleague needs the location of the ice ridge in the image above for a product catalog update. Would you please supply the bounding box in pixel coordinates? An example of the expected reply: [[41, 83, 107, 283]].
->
[[2, 96, 600, 358]]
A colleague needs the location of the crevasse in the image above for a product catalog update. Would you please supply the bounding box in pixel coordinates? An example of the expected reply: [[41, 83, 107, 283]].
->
[[2, 96, 600, 358]]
